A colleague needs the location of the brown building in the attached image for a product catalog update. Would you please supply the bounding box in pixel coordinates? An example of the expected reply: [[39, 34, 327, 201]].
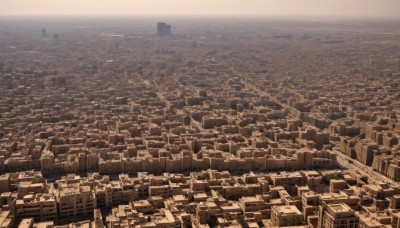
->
[[319, 203, 359, 228], [57, 184, 96, 218], [15, 193, 57, 222], [271, 205, 304, 227]]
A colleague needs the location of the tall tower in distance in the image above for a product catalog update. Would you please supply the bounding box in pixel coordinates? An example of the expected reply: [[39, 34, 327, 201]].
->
[[42, 28, 47, 37], [157, 22, 171, 37]]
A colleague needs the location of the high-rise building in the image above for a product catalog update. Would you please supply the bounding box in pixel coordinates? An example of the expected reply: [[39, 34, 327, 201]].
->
[[42, 28, 47, 37], [157, 22, 171, 37]]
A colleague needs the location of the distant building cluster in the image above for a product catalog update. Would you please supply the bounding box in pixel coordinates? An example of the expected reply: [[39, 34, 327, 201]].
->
[[0, 19, 399, 227]]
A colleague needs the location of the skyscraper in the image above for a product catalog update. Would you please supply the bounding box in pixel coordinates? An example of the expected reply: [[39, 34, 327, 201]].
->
[[42, 28, 47, 37], [157, 22, 171, 37]]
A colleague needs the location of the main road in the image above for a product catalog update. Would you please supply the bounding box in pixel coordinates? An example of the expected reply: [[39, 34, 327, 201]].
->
[[331, 148, 399, 187]]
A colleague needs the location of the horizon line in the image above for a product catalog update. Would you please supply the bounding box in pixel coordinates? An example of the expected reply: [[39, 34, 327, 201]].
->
[[1, 14, 400, 20]]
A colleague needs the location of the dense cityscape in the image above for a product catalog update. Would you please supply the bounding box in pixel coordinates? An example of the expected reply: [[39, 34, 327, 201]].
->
[[0, 17, 400, 227]]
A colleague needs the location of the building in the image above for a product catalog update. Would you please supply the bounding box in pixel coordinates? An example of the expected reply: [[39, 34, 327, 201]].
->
[[157, 22, 171, 37], [387, 160, 400, 182], [57, 184, 96, 218], [0, 210, 14, 228], [319, 203, 359, 228], [271, 205, 304, 227], [15, 193, 57, 223]]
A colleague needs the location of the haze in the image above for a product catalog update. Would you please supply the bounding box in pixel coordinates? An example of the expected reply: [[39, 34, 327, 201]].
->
[[1, 0, 400, 19]]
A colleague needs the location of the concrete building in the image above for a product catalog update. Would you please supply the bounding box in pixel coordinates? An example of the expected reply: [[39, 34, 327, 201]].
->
[[319, 203, 359, 228], [271, 205, 304, 227]]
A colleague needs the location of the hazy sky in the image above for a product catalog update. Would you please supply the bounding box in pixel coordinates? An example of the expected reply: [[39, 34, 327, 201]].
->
[[1, 0, 399, 18]]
